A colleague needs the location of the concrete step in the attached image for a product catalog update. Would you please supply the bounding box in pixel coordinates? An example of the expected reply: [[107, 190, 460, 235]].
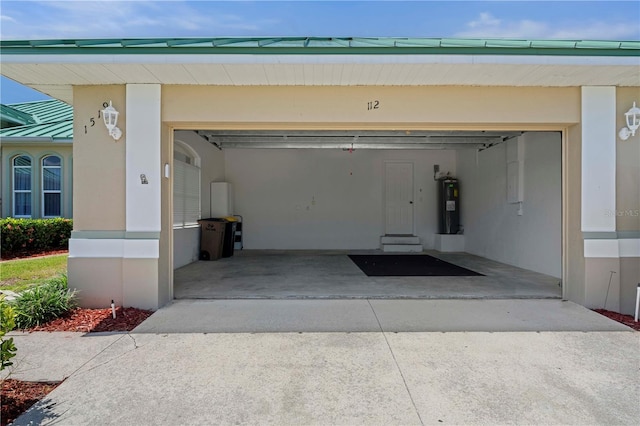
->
[[381, 244, 423, 253], [380, 235, 421, 245]]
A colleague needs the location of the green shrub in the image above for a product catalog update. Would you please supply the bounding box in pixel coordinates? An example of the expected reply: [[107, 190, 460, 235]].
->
[[1, 218, 72, 257], [12, 274, 77, 329], [1, 295, 17, 370]]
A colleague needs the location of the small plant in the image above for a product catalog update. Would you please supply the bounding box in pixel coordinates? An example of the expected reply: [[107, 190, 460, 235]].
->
[[12, 275, 77, 329], [1, 295, 18, 370]]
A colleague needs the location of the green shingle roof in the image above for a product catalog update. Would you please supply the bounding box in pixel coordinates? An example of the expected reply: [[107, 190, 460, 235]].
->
[[0, 99, 72, 140], [1, 37, 638, 56]]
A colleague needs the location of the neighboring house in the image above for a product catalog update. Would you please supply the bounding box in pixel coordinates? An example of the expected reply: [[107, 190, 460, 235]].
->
[[0, 37, 638, 315], [0, 99, 73, 219]]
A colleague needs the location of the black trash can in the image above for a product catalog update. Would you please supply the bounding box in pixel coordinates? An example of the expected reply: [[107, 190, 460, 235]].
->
[[221, 220, 237, 258], [198, 218, 226, 260]]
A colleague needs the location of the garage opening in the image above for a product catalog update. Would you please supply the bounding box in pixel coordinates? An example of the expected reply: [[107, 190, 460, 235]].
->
[[171, 129, 562, 300]]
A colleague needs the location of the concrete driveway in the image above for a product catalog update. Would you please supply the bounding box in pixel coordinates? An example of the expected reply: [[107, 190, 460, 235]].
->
[[7, 299, 639, 425]]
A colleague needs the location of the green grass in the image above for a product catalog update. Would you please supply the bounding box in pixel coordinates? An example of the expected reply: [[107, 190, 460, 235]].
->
[[0, 255, 68, 293]]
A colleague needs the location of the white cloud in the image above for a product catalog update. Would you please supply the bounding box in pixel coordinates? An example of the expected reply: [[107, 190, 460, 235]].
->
[[456, 12, 638, 40], [1, 15, 17, 23], [0, 1, 279, 39], [467, 12, 501, 29]]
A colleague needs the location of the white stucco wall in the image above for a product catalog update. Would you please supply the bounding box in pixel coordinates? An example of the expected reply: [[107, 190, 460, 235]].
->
[[224, 148, 456, 250], [173, 226, 200, 269], [173, 130, 225, 269], [456, 132, 562, 278]]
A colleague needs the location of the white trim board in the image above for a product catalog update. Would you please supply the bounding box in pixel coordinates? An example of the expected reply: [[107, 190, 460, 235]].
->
[[583, 238, 640, 258], [69, 238, 159, 259]]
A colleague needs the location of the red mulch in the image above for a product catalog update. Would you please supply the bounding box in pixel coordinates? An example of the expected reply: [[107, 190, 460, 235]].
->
[[593, 309, 640, 331], [1, 379, 61, 426], [28, 306, 153, 333]]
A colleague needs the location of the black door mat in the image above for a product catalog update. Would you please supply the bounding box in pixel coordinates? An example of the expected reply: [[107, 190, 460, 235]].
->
[[348, 254, 484, 277]]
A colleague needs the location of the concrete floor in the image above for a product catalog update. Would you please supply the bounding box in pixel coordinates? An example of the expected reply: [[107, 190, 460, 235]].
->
[[174, 250, 561, 299]]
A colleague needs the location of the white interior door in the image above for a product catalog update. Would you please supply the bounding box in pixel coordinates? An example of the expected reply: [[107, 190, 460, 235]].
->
[[385, 162, 414, 235]]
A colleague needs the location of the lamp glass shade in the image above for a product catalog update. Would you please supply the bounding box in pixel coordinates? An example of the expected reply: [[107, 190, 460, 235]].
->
[[102, 101, 119, 131], [624, 102, 640, 135]]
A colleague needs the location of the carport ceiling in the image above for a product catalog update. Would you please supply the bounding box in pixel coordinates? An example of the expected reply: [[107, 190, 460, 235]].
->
[[196, 130, 523, 150]]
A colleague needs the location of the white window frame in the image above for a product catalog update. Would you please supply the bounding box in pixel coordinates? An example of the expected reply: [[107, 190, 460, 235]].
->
[[12, 155, 32, 218], [41, 155, 62, 218], [173, 141, 201, 229]]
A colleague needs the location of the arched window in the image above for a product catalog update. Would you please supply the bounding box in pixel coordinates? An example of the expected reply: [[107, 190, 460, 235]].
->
[[173, 141, 201, 228], [13, 155, 32, 217], [42, 155, 62, 217]]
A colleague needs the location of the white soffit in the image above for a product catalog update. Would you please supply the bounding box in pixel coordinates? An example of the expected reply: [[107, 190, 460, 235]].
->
[[1, 53, 639, 104]]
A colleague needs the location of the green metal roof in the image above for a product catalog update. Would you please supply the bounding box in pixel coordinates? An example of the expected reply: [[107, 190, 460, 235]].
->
[[1, 104, 36, 127], [1, 37, 638, 56], [0, 99, 72, 140], [8, 99, 72, 124]]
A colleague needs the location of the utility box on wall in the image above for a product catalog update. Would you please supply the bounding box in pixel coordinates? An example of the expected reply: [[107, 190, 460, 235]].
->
[[210, 182, 234, 217], [438, 178, 460, 234]]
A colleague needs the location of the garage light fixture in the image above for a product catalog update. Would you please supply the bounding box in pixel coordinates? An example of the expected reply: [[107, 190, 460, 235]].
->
[[102, 101, 122, 141], [619, 101, 640, 141]]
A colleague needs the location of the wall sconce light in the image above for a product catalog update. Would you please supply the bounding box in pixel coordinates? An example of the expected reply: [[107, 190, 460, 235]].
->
[[102, 101, 122, 141], [618, 101, 640, 141]]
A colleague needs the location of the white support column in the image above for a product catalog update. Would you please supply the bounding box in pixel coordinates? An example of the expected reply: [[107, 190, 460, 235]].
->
[[126, 84, 161, 233], [581, 87, 621, 312], [581, 86, 616, 233]]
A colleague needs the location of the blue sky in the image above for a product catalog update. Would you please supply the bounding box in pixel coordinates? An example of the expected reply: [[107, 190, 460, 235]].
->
[[1, 0, 639, 103]]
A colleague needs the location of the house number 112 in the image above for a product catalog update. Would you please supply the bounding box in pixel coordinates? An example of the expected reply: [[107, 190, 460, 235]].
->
[[367, 100, 380, 110]]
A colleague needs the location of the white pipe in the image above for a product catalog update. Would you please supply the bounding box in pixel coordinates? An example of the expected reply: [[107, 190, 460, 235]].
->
[[111, 299, 116, 319]]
